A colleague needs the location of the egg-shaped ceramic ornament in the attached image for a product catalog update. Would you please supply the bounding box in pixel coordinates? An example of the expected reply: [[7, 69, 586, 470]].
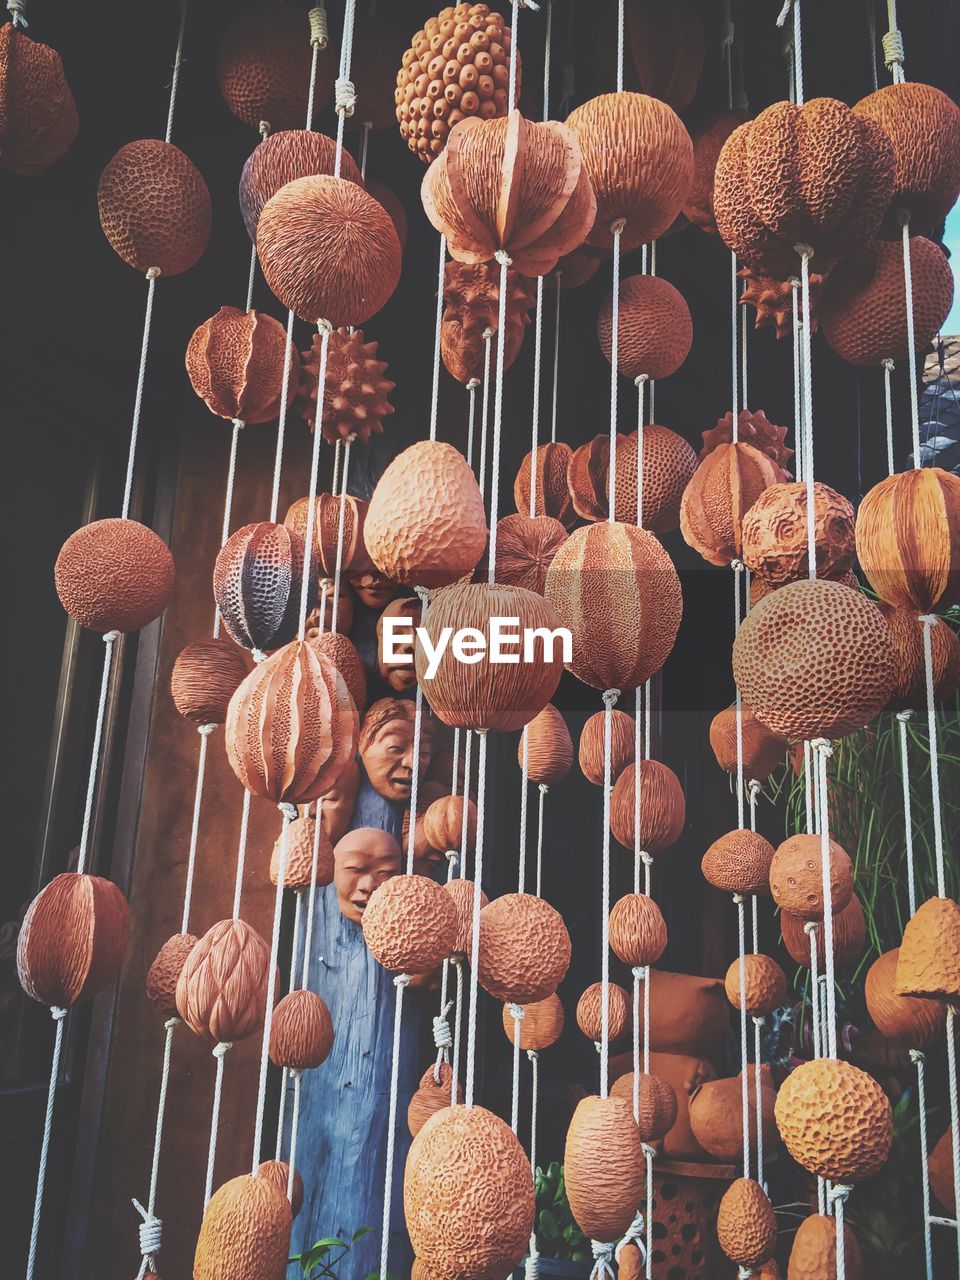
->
[[684, 110, 748, 234], [609, 893, 668, 966], [564, 1095, 646, 1241], [170, 638, 251, 725], [444, 878, 489, 956], [258, 1160, 305, 1220], [194, 1173, 291, 1280], [717, 1178, 778, 1268], [579, 708, 636, 785], [515, 442, 576, 530], [701, 829, 775, 896], [787, 1213, 863, 1280], [473, 893, 571, 1004], [610, 760, 686, 854], [856, 468, 960, 613], [269, 988, 334, 1069], [408, 1062, 464, 1137], [361, 874, 458, 974], [865, 948, 946, 1049], [597, 275, 692, 380], [781, 896, 867, 972], [709, 703, 788, 780], [239, 130, 362, 238], [567, 429, 698, 535], [501, 992, 565, 1050], [213, 522, 314, 653], [742, 481, 857, 586], [521, 704, 573, 785], [724, 954, 788, 1018], [270, 815, 334, 890], [769, 833, 855, 920], [186, 307, 299, 424], [175, 918, 275, 1042], [687, 1067, 778, 1163], [0, 24, 78, 176], [576, 981, 631, 1042], [146, 932, 198, 1017], [55, 518, 175, 633], [217, 5, 332, 130], [609, 1070, 680, 1143], [881, 604, 960, 712], [774, 1058, 893, 1181]]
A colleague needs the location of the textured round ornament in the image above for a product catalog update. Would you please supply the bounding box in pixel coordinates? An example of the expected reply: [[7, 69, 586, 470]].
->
[[98, 139, 211, 275], [362, 874, 458, 974], [308, 631, 367, 715], [610, 760, 686, 854], [732, 578, 896, 739], [781, 896, 866, 972], [474, 892, 571, 1003], [408, 1062, 464, 1137], [680, 441, 780, 566], [683, 110, 748, 234], [709, 703, 788, 780], [270, 816, 334, 890], [701, 829, 775, 896], [597, 275, 692, 380], [515, 442, 576, 530], [404, 1105, 534, 1280], [193, 1173, 291, 1280], [213, 521, 313, 653], [742, 482, 856, 586], [717, 1178, 777, 1268], [257, 176, 401, 325], [865, 948, 946, 1049], [170, 638, 251, 725], [424, 795, 477, 857], [175, 918, 274, 1042], [881, 604, 960, 712], [225, 640, 359, 804], [55, 518, 175, 633], [521, 703, 573, 785], [217, 5, 331, 130], [257, 1159, 304, 1220], [576, 981, 630, 1042], [501, 992, 565, 1050], [186, 307, 298, 424], [0, 24, 78, 175], [895, 896, 960, 1003], [269, 988, 334, 1069], [724, 954, 788, 1018], [297, 326, 395, 445], [856, 468, 960, 612], [609, 893, 667, 967], [493, 514, 568, 596], [444, 878, 488, 955], [687, 1068, 777, 1163], [239, 130, 361, 238], [146, 932, 198, 1017], [774, 1057, 893, 1181], [769, 833, 854, 920], [284, 493, 373, 579], [567, 428, 698, 534], [17, 873, 129, 1008], [700, 408, 793, 479], [579, 708, 636, 785], [564, 1095, 645, 1241], [787, 1213, 863, 1280], [441, 260, 535, 384], [739, 268, 823, 341], [609, 1070, 679, 1143]]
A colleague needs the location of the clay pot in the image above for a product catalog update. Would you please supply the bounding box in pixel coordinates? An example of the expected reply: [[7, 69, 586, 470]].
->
[[610, 760, 686, 854], [515, 442, 576, 530], [717, 1178, 777, 1268], [701, 829, 774, 896], [194, 1173, 291, 1280], [688, 1067, 778, 1163], [700, 408, 793, 479], [781, 896, 867, 972], [474, 893, 571, 1004], [880, 605, 960, 712], [598, 275, 692, 381], [774, 1058, 893, 1182], [213, 521, 313, 652], [257, 1159, 304, 1220], [865, 948, 946, 1049], [55, 518, 175, 633], [239, 130, 361, 239], [609, 1071, 678, 1141], [769, 832, 855, 919], [175, 919, 274, 1042], [787, 1213, 863, 1280], [680, 441, 780, 567], [856, 468, 960, 613], [684, 110, 748, 234], [895, 896, 960, 1003], [647, 971, 729, 1059], [146, 933, 198, 1017], [742, 482, 857, 587], [493, 514, 568, 596], [0, 25, 77, 176], [186, 307, 298, 424], [521, 704, 573, 785], [564, 1095, 646, 1241], [170, 639, 251, 725], [709, 703, 788, 781], [408, 1062, 464, 1137], [423, 795, 477, 856], [575, 981, 631, 1043], [724, 954, 788, 1018], [929, 1126, 956, 1215], [501, 993, 565, 1051], [361, 875, 458, 974], [579, 709, 636, 785], [609, 894, 668, 967], [269, 989, 334, 1069], [217, 5, 331, 129]]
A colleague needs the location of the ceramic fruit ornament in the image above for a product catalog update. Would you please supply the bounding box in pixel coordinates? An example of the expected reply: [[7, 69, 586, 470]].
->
[[775, 1058, 893, 1180], [169, 640, 250, 726], [444, 879, 489, 956], [709, 703, 788, 780], [610, 761, 686, 854], [239, 130, 362, 238], [269, 988, 334, 1069], [609, 1071, 678, 1142], [742, 482, 856, 586], [296, 326, 395, 445], [576, 982, 631, 1043], [781, 896, 867, 972], [146, 933, 198, 1016], [609, 894, 667, 967], [700, 408, 793, 478], [441, 260, 536, 384], [473, 893, 571, 1003], [258, 1160, 304, 1220], [217, 4, 331, 130], [361, 875, 458, 974], [567, 429, 697, 533], [564, 1095, 645, 1240], [787, 1213, 863, 1280], [769, 834, 855, 920], [895, 896, 960, 1003], [724, 954, 788, 1018], [194, 1172, 291, 1280], [285, 493, 373, 580], [309, 631, 367, 715], [597, 276, 692, 380], [683, 110, 748, 234], [865, 949, 946, 1049], [929, 1127, 957, 1215], [501, 992, 565, 1050], [0, 24, 78, 176], [856, 468, 960, 613], [739, 267, 823, 341], [423, 795, 477, 857], [175, 918, 274, 1041], [701, 830, 775, 896], [521, 704, 573, 785], [408, 1063, 464, 1137], [269, 816, 334, 890], [213, 521, 313, 652], [688, 1068, 778, 1163], [880, 604, 960, 712], [680, 441, 780, 567], [515, 442, 576, 529], [493, 514, 568, 596], [716, 1178, 777, 1268], [579, 709, 636, 785], [55, 518, 175, 633], [186, 307, 299, 424]]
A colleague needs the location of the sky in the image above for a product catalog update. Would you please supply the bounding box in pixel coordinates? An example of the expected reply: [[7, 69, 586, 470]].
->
[[945, 204, 960, 336]]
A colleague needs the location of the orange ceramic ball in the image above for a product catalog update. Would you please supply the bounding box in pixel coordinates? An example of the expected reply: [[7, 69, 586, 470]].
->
[[787, 1214, 863, 1280], [170, 638, 251, 725], [578, 709, 636, 785], [269, 988, 334, 1069], [217, 5, 332, 131], [175, 918, 274, 1042], [186, 307, 298, 424], [597, 275, 692, 381], [609, 893, 668, 967], [239, 130, 362, 238], [709, 703, 788, 781], [361, 874, 458, 974], [856, 468, 960, 612], [741, 482, 857, 586], [309, 630, 367, 715], [576, 981, 630, 1042], [146, 932, 198, 1017], [270, 815, 334, 890], [680, 441, 780, 567], [683, 110, 747, 234], [501, 992, 565, 1050], [609, 1071, 678, 1143], [408, 1062, 464, 1137], [515, 442, 576, 530], [521, 704, 573, 785], [566, 428, 698, 535], [564, 1095, 646, 1241], [194, 1174, 291, 1280], [732, 578, 896, 740], [610, 760, 686, 854], [895, 896, 960, 1003], [724, 954, 788, 1018], [98, 139, 211, 275], [474, 893, 571, 1004], [769, 833, 855, 920], [881, 604, 960, 712], [55, 518, 175, 633], [717, 1178, 777, 1269], [493, 514, 568, 597], [774, 1058, 893, 1182], [781, 896, 867, 972], [865, 948, 946, 1050], [257, 1160, 304, 1220], [444, 878, 488, 955], [701, 829, 775, 896], [424, 795, 477, 857]]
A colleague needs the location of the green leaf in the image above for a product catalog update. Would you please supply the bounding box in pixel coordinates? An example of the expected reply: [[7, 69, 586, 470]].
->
[[311, 1238, 345, 1253], [539, 1209, 561, 1241], [571, 1251, 591, 1263], [352, 1227, 374, 1242]]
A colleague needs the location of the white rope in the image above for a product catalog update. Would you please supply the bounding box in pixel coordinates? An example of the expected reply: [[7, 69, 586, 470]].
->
[[884, 0, 906, 82], [509, 0, 521, 114], [940, 1016, 960, 1276], [478, 329, 494, 503], [828, 1184, 853, 1280], [132, 1197, 163, 1280], [792, 0, 804, 104], [286, 1069, 303, 1198], [733, 562, 746, 829], [635, 377, 647, 526], [805, 922, 827, 1216], [466, 378, 479, 469], [487, 253, 513, 577], [791, 278, 804, 482], [460, 732, 473, 877], [269, 311, 298, 523], [178, 724, 215, 933], [465, 731, 489, 1107], [897, 712, 919, 917], [882, 358, 896, 476], [803, 738, 814, 834], [919, 617, 947, 896], [275, 891, 305, 1159], [900, 216, 923, 464], [518, 728, 530, 893], [527, 1048, 541, 1279], [451, 958, 465, 1102], [25, 1007, 68, 1280], [600, 689, 620, 1098], [231, 789, 254, 919], [912, 1049, 935, 1279], [591, 1240, 616, 1280], [76, 631, 119, 876], [536, 784, 547, 898], [795, 245, 816, 579], [734, 895, 751, 1180], [203, 1040, 233, 1205], [378, 973, 411, 1280], [529, 275, 546, 517], [132, 1016, 178, 1278], [550, 274, 561, 443], [615, 0, 625, 92], [431, 733, 463, 1081], [328, 438, 353, 636], [296, 321, 334, 638], [121, 273, 159, 522], [510, 1004, 525, 1133], [542, 0, 553, 119], [616, 1212, 647, 1268], [741, 290, 749, 411], [731, 253, 740, 432], [358, 120, 371, 179], [429, 236, 447, 443], [812, 741, 838, 1058], [404, 592, 430, 876], [6, 0, 27, 29], [607, 223, 626, 521], [164, 0, 189, 145]]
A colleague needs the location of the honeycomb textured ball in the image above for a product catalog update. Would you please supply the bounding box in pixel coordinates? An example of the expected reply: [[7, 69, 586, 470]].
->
[[854, 82, 960, 235], [687, 1068, 778, 1162], [365, 441, 487, 588], [566, 428, 698, 534], [545, 522, 682, 692], [239, 130, 361, 239], [700, 408, 793, 479], [564, 1095, 646, 1241], [217, 6, 331, 130], [781, 897, 866, 972], [895, 896, 960, 1002], [269, 988, 334, 1069], [710, 702, 788, 780], [257, 1160, 304, 1220], [404, 1105, 534, 1280], [576, 981, 631, 1042], [284, 492, 373, 578], [866, 948, 946, 1049], [680, 441, 780, 566], [146, 932, 198, 1017], [170, 638, 251, 725], [701, 829, 775, 896], [566, 93, 694, 252], [609, 1071, 678, 1141], [501, 992, 565, 1050], [270, 816, 334, 890], [609, 893, 668, 967], [194, 1173, 291, 1280], [820, 236, 953, 367], [362, 874, 458, 974], [742, 482, 856, 586], [597, 275, 692, 381], [55, 518, 175, 634], [739, 267, 823, 342], [98, 139, 211, 275], [225, 640, 359, 805], [929, 1127, 957, 1215], [297, 326, 395, 446], [579, 709, 636, 785], [494, 514, 568, 596], [515, 442, 576, 529], [213, 521, 313, 652], [0, 24, 77, 174], [474, 892, 571, 1003], [308, 631, 367, 715], [444, 879, 488, 955], [774, 1058, 892, 1181], [717, 1178, 777, 1268], [787, 1213, 863, 1280], [257, 176, 401, 326], [17, 873, 129, 1008], [175, 918, 274, 1042], [732, 578, 896, 740], [186, 307, 297, 424], [684, 110, 748, 234], [521, 703, 573, 785], [441, 260, 536, 384], [395, 5, 519, 163], [610, 760, 686, 854], [881, 604, 960, 712], [856, 468, 960, 612], [724, 953, 788, 1018], [769, 833, 854, 920], [408, 1062, 464, 1137], [416, 583, 563, 731], [424, 795, 477, 856]]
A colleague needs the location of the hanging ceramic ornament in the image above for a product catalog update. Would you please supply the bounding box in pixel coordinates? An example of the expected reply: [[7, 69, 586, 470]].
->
[[270, 815, 334, 890], [258, 1161, 304, 1220], [895, 897, 960, 1003], [610, 760, 686, 853], [865, 949, 946, 1049], [576, 981, 631, 1042], [880, 604, 960, 712], [444, 879, 488, 956], [716, 1179, 778, 1269], [564, 1095, 645, 1240], [515, 442, 576, 529], [687, 1068, 778, 1162], [680, 442, 780, 567], [699, 409, 792, 478], [217, 5, 332, 130], [175, 918, 274, 1041], [362, 875, 458, 974], [296, 327, 395, 444], [170, 638, 252, 725], [309, 631, 367, 715], [774, 1058, 893, 1181], [683, 110, 748, 234], [441, 260, 536, 384], [186, 307, 299, 423], [146, 933, 198, 1017], [741, 481, 856, 586], [567, 429, 697, 532], [239, 130, 362, 238], [421, 110, 597, 275], [857, 468, 960, 611], [493, 514, 568, 596], [194, 1173, 291, 1280], [609, 893, 668, 967], [709, 703, 788, 781], [285, 493, 372, 580], [787, 1214, 863, 1280], [579, 708, 636, 786], [55, 518, 175, 633], [597, 275, 693, 380], [472, 893, 571, 1003], [17, 873, 129, 1007], [501, 993, 566, 1050], [781, 896, 866, 972], [213, 521, 314, 652], [0, 23, 77, 175], [723, 954, 787, 1018], [522, 704, 574, 785], [269, 989, 334, 1069], [769, 834, 854, 920], [738, 267, 823, 341], [701, 830, 775, 897], [408, 1063, 465, 1137]]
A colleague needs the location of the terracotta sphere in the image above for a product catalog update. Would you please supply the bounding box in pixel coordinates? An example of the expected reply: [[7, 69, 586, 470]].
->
[[423, 795, 476, 857], [186, 307, 297, 424], [515, 442, 576, 530], [576, 981, 631, 1043], [563, 1094, 646, 1241], [285, 492, 374, 582], [566, 429, 698, 535], [270, 815, 334, 891], [781, 896, 866, 972], [609, 893, 668, 967], [444, 878, 488, 956], [333, 827, 402, 925], [610, 760, 686, 854], [309, 630, 367, 715], [297, 326, 396, 446], [312, 756, 360, 845], [880, 604, 960, 712], [441, 260, 536, 385], [724, 954, 788, 1018], [213, 521, 313, 652], [865, 948, 946, 1050], [680, 441, 780, 566], [769, 833, 855, 920], [55, 518, 175, 633], [170, 638, 251, 725], [257, 1159, 304, 1220], [597, 275, 692, 381], [742, 481, 857, 586], [239, 130, 361, 239], [359, 698, 434, 802], [217, 5, 332, 130], [709, 703, 788, 781], [687, 1067, 778, 1163], [0, 24, 78, 176], [193, 1174, 291, 1280], [701, 829, 775, 896], [578, 709, 636, 785], [473, 893, 571, 1004], [501, 992, 565, 1050], [175, 918, 274, 1042], [787, 1214, 863, 1280], [493, 514, 568, 597], [521, 704, 573, 785], [611, 1069, 679, 1144], [684, 109, 748, 234], [895, 896, 960, 1003], [774, 1057, 893, 1182], [700, 408, 793, 480], [408, 1062, 464, 1138], [717, 1178, 777, 1268], [146, 932, 198, 1017], [269, 988, 334, 1070], [98, 139, 211, 275]]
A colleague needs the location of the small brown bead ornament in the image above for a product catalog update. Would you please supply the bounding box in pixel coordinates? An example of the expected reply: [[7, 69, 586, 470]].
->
[[186, 307, 298, 424], [742, 481, 856, 587], [576, 982, 630, 1043], [610, 760, 686, 854], [194, 1174, 291, 1280], [146, 933, 198, 1017], [0, 24, 78, 176], [717, 1178, 778, 1268], [217, 6, 332, 130], [579, 709, 636, 786], [564, 1095, 645, 1241], [521, 704, 573, 785], [769, 833, 855, 920], [55, 518, 175, 633], [444, 879, 488, 956], [774, 1058, 893, 1182], [175, 918, 274, 1042], [270, 816, 334, 890], [297, 326, 395, 445], [709, 703, 788, 781], [408, 1063, 464, 1137], [515, 442, 576, 529], [213, 521, 314, 653], [701, 829, 775, 896], [474, 893, 571, 1004], [680, 441, 780, 566], [597, 275, 692, 380], [362, 874, 458, 974], [170, 639, 251, 725], [856, 468, 960, 613], [269, 988, 334, 1069], [17, 873, 129, 1007], [441, 260, 536, 384], [781, 896, 867, 972], [724, 954, 788, 1018], [493, 514, 568, 596], [895, 896, 960, 1003], [239, 130, 362, 239], [609, 893, 668, 967], [881, 604, 960, 712], [501, 993, 565, 1050], [865, 948, 946, 1049]]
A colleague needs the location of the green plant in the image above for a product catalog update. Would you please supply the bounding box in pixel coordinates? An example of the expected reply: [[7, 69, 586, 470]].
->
[[290, 1227, 394, 1280], [534, 1161, 590, 1263]]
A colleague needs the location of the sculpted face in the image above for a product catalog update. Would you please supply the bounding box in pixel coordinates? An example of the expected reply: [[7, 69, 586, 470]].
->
[[307, 579, 355, 638], [377, 596, 422, 694], [334, 827, 402, 923], [359, 699, 434, 802], [349, 569, 397, 610], [312, 757, 360, 845]]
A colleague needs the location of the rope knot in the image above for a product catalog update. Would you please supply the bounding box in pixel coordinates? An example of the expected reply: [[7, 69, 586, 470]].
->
[[50, 1006, 68, 1023], [809, 737, 833, 757], [212, 1040, 233, 1058], [792, 242, 814, 262], [334, 77, 357, 116], [632, 965, 647, 981], [414, 585, 432, 606], [615, 1211, 647, 1263], [589, 1240, 616, 1280], [918, 613, 939, 627], [538, 783, 549, 796], [432, 1007, 454, 1050], [259, 120, 271, 137], [803, 920, 820, 937], [747, 778, 762, 799], [910, 1048, 926, 1064], [445, 849, 459, 866], [634, 373, 649, 388], [132, 1199, 162, 1259], [609, 217, 627, 237], [896, 708, 914, 723], [145, 266, 161, 281], [6, 0, 28, 28], [508, 1002, 526, 1022], [494, 249, 513, 268], [231, 418, 246, 431], [527, 1048, 539, 1064], [897, 207, 912, 229], [641, 1141, 657, 1159], [466, 376, 481, 391], [198, 722, 217, 737], [277, 801, 299, 822], [882, 26, 905, 72], [252, 648, 268, 663], [317, 317, 334, 334], [394, 973, 412, 989], [640, 850, 653, 867], [164, 1016, 181, 1032], [602, 688, 621, 707], [881, 357, 895, 373], [525, 1250, 541, 1280], [482, 326, 495, 340], [732, 892, 745, 906], [102, 629, 121, 644], [828, 1183, 853, 1206], [308, 4, 328, 48], [730, 558, 745, 573]]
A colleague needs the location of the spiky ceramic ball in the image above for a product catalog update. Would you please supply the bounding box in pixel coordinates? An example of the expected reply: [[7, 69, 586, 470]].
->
[[170, 638, 251, 725], [441, 260, 535, 384], [0, 24, 78, 175], [597, 275, 692, 381], [239, 130, 362, 239], [774, 1058, 893, 1182], [738, 267, 823, 340], [474, 893, 571, 1004], [362, 874, 458, 974], [699, 408, 793, 478], [217, 5, 332, 130], [296, 327, 395, 445], [213, 521, 313, 652], [55, 518, 175, 633], [186, 307, 298, 424], [741, 481, 856, 586]]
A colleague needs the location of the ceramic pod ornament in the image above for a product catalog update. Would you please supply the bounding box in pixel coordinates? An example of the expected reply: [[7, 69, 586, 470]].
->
[[501, 992, 565, 1050], [18, 873, 129, 1007], [473, 892, 571, 1004], [709, 703, 788, 781], [194, 1172, 291, 1280], [441, 259, 536, 384], [701, 829, 775, 896], [688, 1067, 778, 1163], [444, 879, 488, 956], [739, 267, 823, 341], [423, 794, 477, 857], [0, 24, 78, 176], [609, 1070, 678, 1142], [724, 954, 788, 1018], [579, 708, 636, 785], [769, 833, 854, 920], [700, 408, 793, 479], [408, 1062, 464, 1137], [55, 518, 175, 633], [170, 640, 252, 725], [258, 1160, 304, 1220], [610, 760, 686, 854], [597, 275, 692, 381], [217, 4, 331, 129], [361, 874, 458, 974], [895, 896, 960, 1004], [309, 631, 367, 715], [567, 429, 698, 534], [787, 1213, 863, 1280], [683, 110, 748, 234], [929, 1127, 957, 1215], [146, 933, 198, 1017], [865, 948, 946, 1049], [609, 893, 667, 967], [576, 981, 631, 1042], [515, 442, 576, 529], [239, 130, 361, 238], [774, 1058, 893, 1181], [269, 988, 334, 1069], [521, 704, 573, 785], [175, 918, 275, 1042], [296, 326, 395, 445], [680, 441, 780, 567], [284, 493, 373, 579], [881, 604, 960, 712], [269, 816, 334, 890], [213, 522, 314, 653], [856, 468, 960, 612], [781, 896, 867, 972], [493, 514, 568, 596], [564, 1095, 645, 1241], [186, 307, 298, 424], [742, 482, 857, 587], [716, 1178, 777, 1268]]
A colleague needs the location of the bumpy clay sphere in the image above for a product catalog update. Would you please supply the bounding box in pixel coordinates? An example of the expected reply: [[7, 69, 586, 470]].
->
[[269, 988, 334, 1069], [684, 110, 748, 234], [194, 1173, 291, 1280], [408, 1062, 464, 1137], [501, 992, 565, 1050], [717, 1178, 777, 1268], [881, 604, 960, 712], [769, 833, 854, 920], [146, 932, 198, 1017], [688, 1067, 778, 1163], [55, 518, 175, 633], [515, 442, 576, 529], [362, 874, 458, 974], [598, 275, 692, 380], [175, 918, 274, 1042], [424, 795, 477, 856], [170, 638, 251, 725], [284, 492, 373, 579], [781, 896, 866, 972], [521, 704, 573, 785], [740, 267, 823, 341], [298, 327, 395, 446], [257, 175, 401, 325], [701, 829, 775, 896], [895, 896, 960, 1003], [257, 1159, 304, 1219], [865, 948, 946, 1049], [217, 6, 331, 130], [239, 130, 361, 238], [493, 514, 568, 597], [724, 954, 788, 1017], [742, 482, 856, 586], [98, 139, 211, 275], [680, 441, 780, 566], [709, 703, 788, 781], [856, 468, 960, 613], [0, 24, 78, 176], [820, 236, 953, 366], [365, 441, 487, 588], [700, 408, 793, 479], [774, 1058, 893, 1181], [609, 893, 667, 967], [609, 1070, 678, 1141], [186, 307, 297, 424], [441, 260, 535, 384], [545, 522, 682, 692], [610, 760, 686, 854], [309, 631, 367, 715], [566, 429, 698, 534], [564, 1095, 645, 1240], [579, 709, 636, 786], [213, 521, 312, 652], [576, 981, 630, 1043], [787, 1213, 862, 1280], [444, 879, 488, 956], [17, 873, 129, 1008], [732, 578, 896, 740], [270, 815, 334, 890], [404, 1105, 534, 1280], [474, 893, 571, 1003]]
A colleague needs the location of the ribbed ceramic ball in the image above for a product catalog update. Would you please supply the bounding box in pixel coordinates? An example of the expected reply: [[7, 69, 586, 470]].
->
[[98, 139, 211, 275], [269, 988, 334, 1069], [474, 893, 571, 1003], [781, 896, 866, 972], [598, 275, 692, 380], [787, 1213, 863, 1280], [724, 954, 788, 1017], [709, 703, 788, 780], [564, 1095, 646, 1241], [284, 492, 373, 578], [865, 948, 946, 1049], [257, 1160, 304, 1220], [501, 993, 565, 1050], [521, 704, 573, 785], [610, 760, 686, 854], [217, 5, 331, 130], [774, 1058, 893, 1181], [146, 932, 198, 1017], [270, 816, 334, 890], [880, 605, 960, 712], [55, 518, 175, 633], [213, 521, 312, 652], [609, 893, 667, 967], [494, 514, 568, 596], [769, 833, 854, 920], [576, 981, 630, 1042], [361, 874, 458, 974], [408, 1062, 464, 1137], [717, 1178, 777, 1268], [239, 130, 361, 238], [732, 578, 896, 740], [609, 1070, 679, 1142], [365, 441, 488, 588], [175, 918, 274, 1042], [895, 896, 960, 1003], [17, 873, 129, 1008], [186, 307, 297, 423], [680, 441, 780, 566], [193, 1173, 291, 1280], [404, 1105, 534, 1280], [742, 482, 857, 586], [444, 878, 488, 955], [701, 829, 775, 896], [423, 795, 477, 856], [515, 442, 576, 530], [170, 639, 251, 725], [856, 468, 960, 612], [579, 709, 636, 785]]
